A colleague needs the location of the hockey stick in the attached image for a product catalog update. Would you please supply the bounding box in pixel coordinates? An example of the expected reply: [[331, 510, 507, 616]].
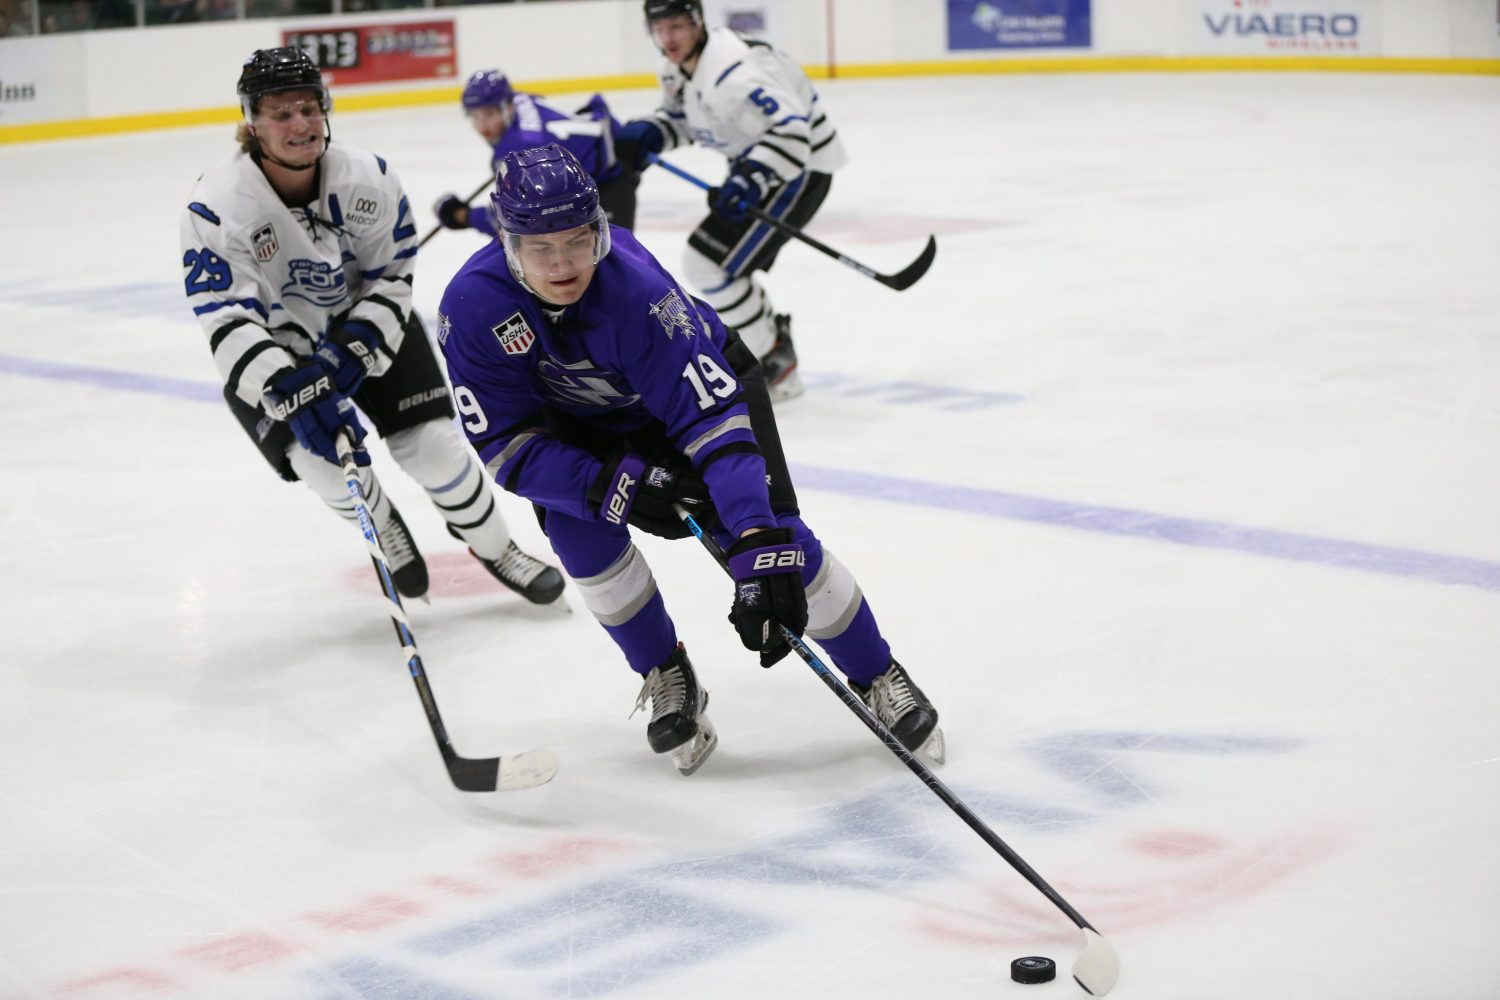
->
[[336, 432, 558, 793], [647, 153, 936, 291], [417, 175, 494, 249], [674, 507, 1120, 996]]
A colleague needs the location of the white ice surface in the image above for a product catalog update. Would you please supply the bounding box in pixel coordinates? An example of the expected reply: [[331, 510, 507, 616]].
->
[[1, 71, 1498, 999]]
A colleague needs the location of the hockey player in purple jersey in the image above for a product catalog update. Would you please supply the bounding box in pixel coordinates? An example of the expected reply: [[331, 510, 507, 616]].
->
[[432, 69, 640, 238], [437, 144, 943, 775]]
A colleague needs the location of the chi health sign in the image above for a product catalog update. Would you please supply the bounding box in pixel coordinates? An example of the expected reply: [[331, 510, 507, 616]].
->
[[948, 0, 1092, 50], [1181, 0, 1379, 55]]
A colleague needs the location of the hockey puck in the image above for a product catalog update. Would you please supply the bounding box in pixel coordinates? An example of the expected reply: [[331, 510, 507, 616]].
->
[[1010, 956, 1057, 984]]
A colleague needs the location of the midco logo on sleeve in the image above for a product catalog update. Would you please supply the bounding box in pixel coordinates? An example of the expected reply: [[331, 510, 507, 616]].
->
[[1182, 0, 1377, 55]]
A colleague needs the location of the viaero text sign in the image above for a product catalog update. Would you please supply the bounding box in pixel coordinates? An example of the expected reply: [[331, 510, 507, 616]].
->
[[1181, 0, 1379, 55]]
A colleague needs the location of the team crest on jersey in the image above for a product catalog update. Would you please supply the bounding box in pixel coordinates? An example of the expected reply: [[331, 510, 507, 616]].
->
[[649, 288, 698, 340], [282, 258, 347, 308], [252, 223, 278, 261], [492, 312, 536, 356], [436, 311, 452, 346]]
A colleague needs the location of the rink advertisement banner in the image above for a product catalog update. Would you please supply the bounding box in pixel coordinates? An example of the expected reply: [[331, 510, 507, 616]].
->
[[0, 37, 86, 124], [283, 21, 458, 86], [1180, 0, 1379, 55], [947, 0, 1093, 50]]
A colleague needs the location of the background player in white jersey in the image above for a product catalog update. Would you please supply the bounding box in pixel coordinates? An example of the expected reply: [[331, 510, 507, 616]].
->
[[614, 0, 848, 402], [179, 47, 563, 605]]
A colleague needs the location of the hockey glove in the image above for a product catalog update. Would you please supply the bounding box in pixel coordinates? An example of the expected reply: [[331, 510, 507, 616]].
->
[[432, 193, 470, 230], [708, 160, 773, 224], [726, 528, 808, 667], [613, 119, 666, 172], [588, 451, 710, 540], [314, 320, 382, 396], [262, 362, 369, 467]]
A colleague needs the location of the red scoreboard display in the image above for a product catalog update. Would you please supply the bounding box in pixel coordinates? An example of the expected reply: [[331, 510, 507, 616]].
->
[[283, 20, 458, 86]]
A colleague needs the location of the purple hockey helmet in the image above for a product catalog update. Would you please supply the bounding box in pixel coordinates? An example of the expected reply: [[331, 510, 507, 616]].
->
[[461, 69, 514, 112], [492, 144, 611, 293]]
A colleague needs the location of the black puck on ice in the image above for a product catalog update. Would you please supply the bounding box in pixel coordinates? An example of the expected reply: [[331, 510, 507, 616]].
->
[[1011, 956, 1057, 984]]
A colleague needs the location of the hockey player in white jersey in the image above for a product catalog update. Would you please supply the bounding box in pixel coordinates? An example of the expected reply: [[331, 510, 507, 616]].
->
[[180, 47, 563, 605], [614, 0, 848, 401]]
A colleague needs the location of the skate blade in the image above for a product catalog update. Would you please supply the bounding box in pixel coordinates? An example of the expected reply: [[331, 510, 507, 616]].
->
[[670, 715, 719, 776], [768, 370, 804, 402], [917, 725, 946, 767]]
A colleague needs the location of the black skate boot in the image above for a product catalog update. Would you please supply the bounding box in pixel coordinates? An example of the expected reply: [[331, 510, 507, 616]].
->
[[632, 643, 718, 775], [851, 659, 945, 764], [446, 524, 565, 605], [376, 504, 428, 600], [760, 314, 804, 402]]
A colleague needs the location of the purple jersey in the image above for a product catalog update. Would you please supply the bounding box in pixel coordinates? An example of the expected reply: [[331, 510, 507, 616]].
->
[[438, 227, 776, 538], [469, 93, 623, 238]]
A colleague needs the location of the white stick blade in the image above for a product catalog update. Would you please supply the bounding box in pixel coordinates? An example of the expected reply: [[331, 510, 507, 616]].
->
[[497, 749, 559, 791], [1072, 928, 1120, 996]]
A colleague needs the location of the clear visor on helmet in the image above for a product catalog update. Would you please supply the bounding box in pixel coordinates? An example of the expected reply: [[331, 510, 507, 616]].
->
[[501, 212, 612, 288]]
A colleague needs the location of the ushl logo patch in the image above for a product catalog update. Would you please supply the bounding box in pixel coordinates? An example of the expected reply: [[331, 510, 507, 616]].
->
[[436, 311, 452, 346], [649, 288, 698, 340], [492, 312, 536, 356], [252, 223, 279, 261]]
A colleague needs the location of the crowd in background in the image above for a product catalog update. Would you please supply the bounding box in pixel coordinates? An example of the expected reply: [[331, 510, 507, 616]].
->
[[0, 0, 578, 35]]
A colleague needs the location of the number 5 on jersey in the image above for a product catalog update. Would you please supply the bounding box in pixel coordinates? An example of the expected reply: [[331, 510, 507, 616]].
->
[[682, 353, 737, 410]]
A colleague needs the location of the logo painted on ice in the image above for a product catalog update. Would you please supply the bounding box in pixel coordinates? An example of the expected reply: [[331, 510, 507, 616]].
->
[[648, 287, 699, 340], [492, 311, 536, 355], [252, 223, 279, 261], [280, 258, 346, 307]]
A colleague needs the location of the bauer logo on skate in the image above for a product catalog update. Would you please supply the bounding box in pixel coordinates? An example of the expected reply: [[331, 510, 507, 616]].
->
[[491, 311, 536, 355]]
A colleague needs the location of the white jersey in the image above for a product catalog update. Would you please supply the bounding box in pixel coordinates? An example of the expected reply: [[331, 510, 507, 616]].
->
[[179, 144, 418, 408], [647, 28, 847, 183]]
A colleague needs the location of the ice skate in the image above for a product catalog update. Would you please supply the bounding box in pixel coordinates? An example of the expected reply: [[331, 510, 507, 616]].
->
[[761, 314, 804, 402], [448, 525, 565, 604], [851, 659, 945, 765], [632, 643, 717, 775], [376, 503, 428, 601]]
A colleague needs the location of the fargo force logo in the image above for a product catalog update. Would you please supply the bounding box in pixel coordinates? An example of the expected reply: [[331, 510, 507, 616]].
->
[[281, 258, 347, 307], [492, 311, 536, 355], [649, 288, 698, 340], [252, 223, 279, 261]]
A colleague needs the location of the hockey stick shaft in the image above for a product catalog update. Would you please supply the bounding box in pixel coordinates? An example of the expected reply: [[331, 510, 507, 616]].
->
[[647, 154, 936, 290], [336, 433, 556, 793], [674, 507, 1119, 995], [417, 175, 494, 249]]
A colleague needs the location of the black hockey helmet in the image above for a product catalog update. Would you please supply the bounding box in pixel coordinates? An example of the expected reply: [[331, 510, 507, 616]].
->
[[237, 47, 330, 123], [644, 0, 702, 23]]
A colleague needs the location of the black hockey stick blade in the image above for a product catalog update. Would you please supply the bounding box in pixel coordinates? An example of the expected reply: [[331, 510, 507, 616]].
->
[[874, 234, 936, 291], [443, 746, 559, 793]]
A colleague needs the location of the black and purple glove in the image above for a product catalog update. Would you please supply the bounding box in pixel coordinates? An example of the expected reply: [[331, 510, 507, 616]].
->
[[588, 451, 710, 539], [432, 192, 470, 231], [314, 320, 381, 396], [709, 160, 774, 223], [262, 362, 368, 466], [726, 527, 808, 667]]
